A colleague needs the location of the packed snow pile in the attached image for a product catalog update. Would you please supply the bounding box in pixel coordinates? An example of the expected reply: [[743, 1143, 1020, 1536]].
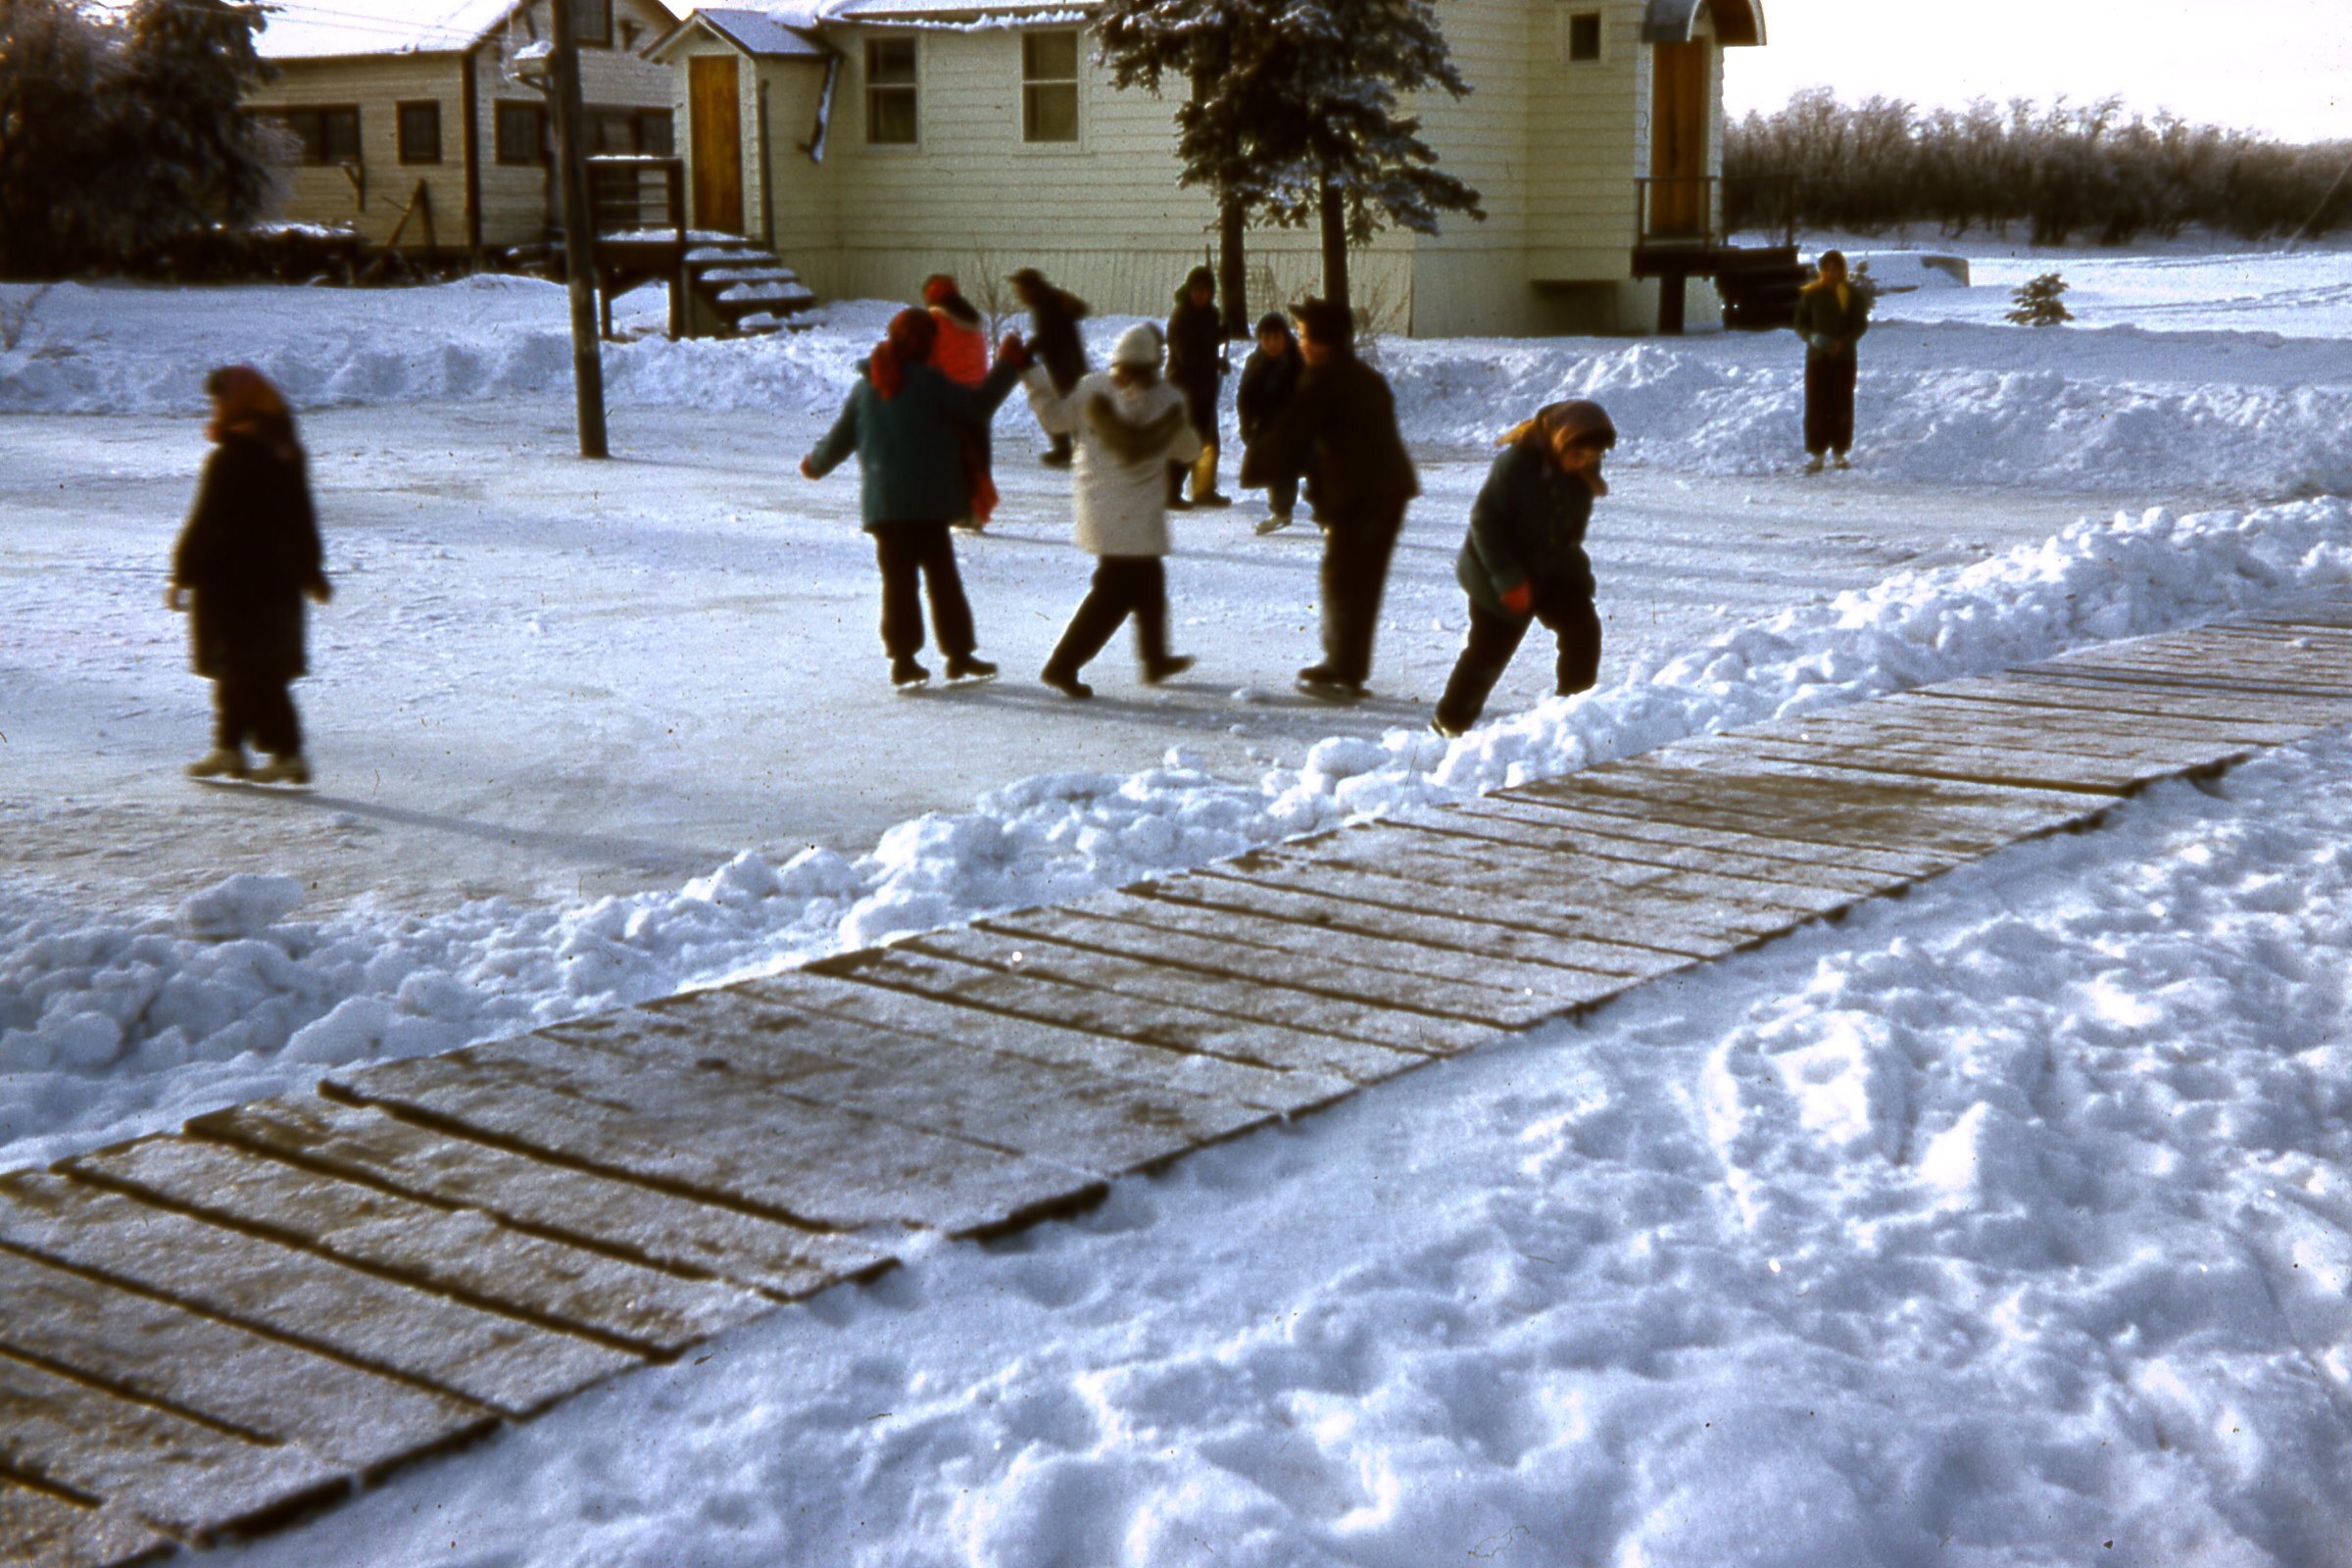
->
[[9, 493, 2352, 1170], [9, 268, 2352, 495]]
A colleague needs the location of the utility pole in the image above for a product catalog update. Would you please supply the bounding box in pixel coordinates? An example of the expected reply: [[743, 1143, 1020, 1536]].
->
[[546, 0, 608, 458]]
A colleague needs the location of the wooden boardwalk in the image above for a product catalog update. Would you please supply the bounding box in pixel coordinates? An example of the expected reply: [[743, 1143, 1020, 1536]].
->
[[11, 600, 2352, 1565]]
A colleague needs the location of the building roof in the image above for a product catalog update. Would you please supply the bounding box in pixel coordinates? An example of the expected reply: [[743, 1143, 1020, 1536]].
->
[[648, 5, 828, 58], [256, 0, 679, 62], [1642, 0, 1765, 47], [810, 0, 1092, 23]]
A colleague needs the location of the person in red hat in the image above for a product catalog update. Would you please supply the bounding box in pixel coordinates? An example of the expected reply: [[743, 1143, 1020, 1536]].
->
[[168, 365, 331, 784], [922, 273, 998, 531]]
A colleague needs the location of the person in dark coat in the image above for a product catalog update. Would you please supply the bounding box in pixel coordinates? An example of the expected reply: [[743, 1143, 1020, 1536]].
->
[[1009, 267, 1090, 467], [1239, 299, 1419, 701], [1236, 310, 1304, 535], [801, 308, 1028, 689], [1431, 400, 1617, 737], [169, 365, 330, 784], [1164, 265, 1231, 510], [1792, 249, 1870, 472]]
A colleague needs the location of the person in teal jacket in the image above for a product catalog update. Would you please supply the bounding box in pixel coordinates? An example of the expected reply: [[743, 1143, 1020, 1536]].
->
[[802, 308, 1028, 688], [1792, 249, 1870, 472], [1431, 400, 1616, 737]]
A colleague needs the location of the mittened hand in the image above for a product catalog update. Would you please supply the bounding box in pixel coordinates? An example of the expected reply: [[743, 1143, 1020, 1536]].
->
[[799, 456, 820, 479], [996, 332, 1031, 368], [164, 584, 187, 611], [1499, 582, 1535, 616], [305, 579, 333, 606]]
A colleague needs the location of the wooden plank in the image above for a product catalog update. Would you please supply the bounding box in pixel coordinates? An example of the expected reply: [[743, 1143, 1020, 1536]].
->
[[740, 969, 1327, 1115], [0, 1480, 167, 1568], [0, 1247, 490, 1478], [2036, 639, 2352, 697], [329, 1044, 1104, 1238], [1378, 817, 1873, 923], [0, 1351, 345, 1544], [1932, 667, 2352, 729], [552, 993, 1272, 1176], [1436, 796, 1911, 897], [0, 1174, 634, 1417], [1127, 868, 1688, 983], [1773, 700, 2266, 765], [1878, 683, 2320, 745], [66, 1138, 772, 1356], [1706, 720, 2243, 796], [189, 1095, 883, 1300], [1586, 753, 2113, 856], [801, 946, 1376, 1096], [1076, 883, 1642, 1007], [904, 923, 1488, 1057], [975, 904, 1553, 1031], [1204, 837, 1777, 953], [1490, 774, 1957, 878]]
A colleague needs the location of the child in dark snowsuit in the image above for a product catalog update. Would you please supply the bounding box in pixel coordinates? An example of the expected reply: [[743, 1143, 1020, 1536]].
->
[[1431, 400, 1616, 738], [1792, 249, 1870, 471], [802, 308, 1028, 689], [1164, 265, 1230, 509], [1235, 311, 1304, 535], [170, 365, 330, 784], [1009, 267, 1090, 467]]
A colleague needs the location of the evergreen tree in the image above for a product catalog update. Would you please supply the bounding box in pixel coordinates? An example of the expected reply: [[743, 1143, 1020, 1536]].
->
[[1098, 0, 1483, 316], [119, 0, 280, 258], [0, 0, 274, 277], [2006, 272, 2074, 326]]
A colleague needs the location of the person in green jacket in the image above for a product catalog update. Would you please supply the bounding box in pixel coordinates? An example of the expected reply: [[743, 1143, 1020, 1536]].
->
[[1431, 400, 1616, 738], [1792, 249, 1870, 472], [802, 308, 1028, 689]]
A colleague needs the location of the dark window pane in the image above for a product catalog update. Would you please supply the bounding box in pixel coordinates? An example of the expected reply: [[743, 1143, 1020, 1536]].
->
[[638, 110, 674, 157], [867, 37, 915, 85], [496, 101, 547, 165], [1023, 83, 1076, 142], [320, 108, 361, 163], [1567, 12, 1600, 61], [567, 0, 610, 45], [868, 87, 916, 144], [398, 101, 441, 164], [1022, 29, 1076, 81]]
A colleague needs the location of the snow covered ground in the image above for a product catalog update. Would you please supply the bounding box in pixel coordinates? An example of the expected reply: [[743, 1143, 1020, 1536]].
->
[[7, 240, 2352, 1563]]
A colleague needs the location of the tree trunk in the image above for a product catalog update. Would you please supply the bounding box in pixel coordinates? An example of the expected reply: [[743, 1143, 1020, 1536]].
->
[[1319, 168, 1348, 313], [1218, 191, 1248, 338]]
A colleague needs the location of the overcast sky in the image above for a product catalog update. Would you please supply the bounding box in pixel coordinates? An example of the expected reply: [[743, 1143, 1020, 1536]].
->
[[1721, 0, 2349, 144]]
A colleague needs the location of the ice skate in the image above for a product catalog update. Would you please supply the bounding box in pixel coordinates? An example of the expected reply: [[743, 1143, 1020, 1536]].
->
[[1832, 451, 1852, 470], [1802, 453, 1826, 474], [1253, 511, 1292, 535], [890, 656, 930, 690], [1296, 664, 1367, 703], [248, 753, 311, 786], [1041, 666, 1093, 700], [1141, 654, 1195, 686], [185, 747, 247, 780], [944, 654, 998, 683]]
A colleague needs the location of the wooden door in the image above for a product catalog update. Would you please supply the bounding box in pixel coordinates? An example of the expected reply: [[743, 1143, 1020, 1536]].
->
[[689, 54, 744, 235], [1648, 40, 1710, 236]]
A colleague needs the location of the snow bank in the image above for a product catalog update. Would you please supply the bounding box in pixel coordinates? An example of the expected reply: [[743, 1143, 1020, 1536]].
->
[[9, 493, 2352, 1170], [10, 275, 2352, 495]]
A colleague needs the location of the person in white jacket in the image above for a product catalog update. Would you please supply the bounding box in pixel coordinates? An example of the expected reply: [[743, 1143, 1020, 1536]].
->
[[1025, 322, 1204, 698]]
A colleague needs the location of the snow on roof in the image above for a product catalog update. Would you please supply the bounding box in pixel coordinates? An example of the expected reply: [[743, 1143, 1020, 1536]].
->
[[664, 5, 829, 57], [256, 0, 516, 59], [812, 0, 1094, 23]]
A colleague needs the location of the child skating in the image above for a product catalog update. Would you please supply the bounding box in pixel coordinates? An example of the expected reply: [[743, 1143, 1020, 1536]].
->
[[1025, 323, 1201, 698], [169, 365, 330, 784], [1431, 399, 1616, 738]]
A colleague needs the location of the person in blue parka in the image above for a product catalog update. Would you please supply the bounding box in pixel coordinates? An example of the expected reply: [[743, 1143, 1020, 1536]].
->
[[801, 307, 1028, 689], [1431, 399, 1616, 737]]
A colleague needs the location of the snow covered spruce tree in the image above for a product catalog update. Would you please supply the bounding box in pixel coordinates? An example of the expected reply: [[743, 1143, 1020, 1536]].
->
[[2007, 271, 2074, 325], [0, 0, 276, 277], [1098, 0, 1483, 318]]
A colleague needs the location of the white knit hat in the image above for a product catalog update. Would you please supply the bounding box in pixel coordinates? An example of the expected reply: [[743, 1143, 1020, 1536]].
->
[[1110, 323, 1162, 368]]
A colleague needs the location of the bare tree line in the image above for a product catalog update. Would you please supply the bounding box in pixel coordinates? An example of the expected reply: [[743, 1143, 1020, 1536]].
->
[[1725, 88, 2352, 245]]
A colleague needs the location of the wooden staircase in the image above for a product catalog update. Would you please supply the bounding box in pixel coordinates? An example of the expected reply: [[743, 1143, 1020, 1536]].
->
[[682, 236, 816, 336]]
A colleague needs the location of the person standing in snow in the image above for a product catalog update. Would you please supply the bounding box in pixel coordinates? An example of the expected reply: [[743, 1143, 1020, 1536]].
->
[[922, 273, 998, 531], [169, 365, 330, 785], [1164, 265, 1231, 510], [801, 307, 1028, 690], [1793, 249, 1870, 473], [1009, 267, 1090, 467], [1431, 400, 1617, 738], [1240, 299, 1419, 702], [1236, 310, 1305, 535], [1025, 323, 1202, 699]]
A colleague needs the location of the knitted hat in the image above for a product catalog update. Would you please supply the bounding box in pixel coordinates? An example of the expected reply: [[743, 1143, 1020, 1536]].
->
[[1110, 323, 1162, 368], [1255, 311, 1291, 337]]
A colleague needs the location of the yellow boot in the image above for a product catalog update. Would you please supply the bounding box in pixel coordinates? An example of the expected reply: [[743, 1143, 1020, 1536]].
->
[[1191, 442, 1231, 508]]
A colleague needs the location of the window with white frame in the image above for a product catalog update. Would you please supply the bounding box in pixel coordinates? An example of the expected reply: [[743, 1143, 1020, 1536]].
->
[[865, 38, 917, 144], [1021, 29, 1079, 143]]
